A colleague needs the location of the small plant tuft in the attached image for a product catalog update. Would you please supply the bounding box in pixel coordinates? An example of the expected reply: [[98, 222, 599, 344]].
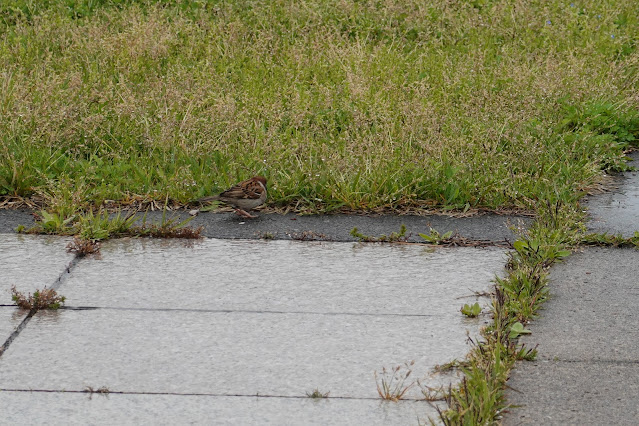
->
[[288, 231, 328, 241], [305, 388, 330, 398], [350, 224, 408, 242], [582, 231, 639, 248], [375, 360, 416, 401], [515, 344, 538, 361], [11, 285, 66, 310], [419, 227, 454, 245], [66, 236, 101, 257], [461, 302, 482, 318]]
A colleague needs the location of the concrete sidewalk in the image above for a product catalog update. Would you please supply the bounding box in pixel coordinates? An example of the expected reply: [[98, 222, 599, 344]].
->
[[0, 212, 522, 424], [504, 152, 639, 425]]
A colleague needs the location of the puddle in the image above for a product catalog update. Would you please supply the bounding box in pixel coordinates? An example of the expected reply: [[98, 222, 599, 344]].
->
[[587, 152, 639, 237]]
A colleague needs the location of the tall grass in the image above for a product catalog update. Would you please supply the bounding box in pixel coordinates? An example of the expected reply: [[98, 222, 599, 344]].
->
[[1, 0, 638, 214]]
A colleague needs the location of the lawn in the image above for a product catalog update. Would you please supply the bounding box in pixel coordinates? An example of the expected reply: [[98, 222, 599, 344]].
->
[[1, 0, 637, 215]]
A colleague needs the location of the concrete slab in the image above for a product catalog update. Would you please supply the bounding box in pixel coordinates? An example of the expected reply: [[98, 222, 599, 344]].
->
[[504, 247, 639, 424], [0, 306, 25, 343], [0, 391, 440, 425], [170, 211, 528, 243], [0, 208, 529, 243], [0, 234, 74, 305], [0, 236, 504, 423], [586, 151, 639, 237], [504, 361, 639, 425], [0, 208, 34, 233], [514, 248, 639, 361], [0, 307, 475, 398], [62, 239, 506, 315]]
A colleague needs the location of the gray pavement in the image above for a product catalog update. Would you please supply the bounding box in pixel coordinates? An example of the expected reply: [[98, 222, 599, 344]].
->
[[0, 220, 512, 424], [505, 152, 639, 425], [585, 151, 639, 237], [0, 207, 527, 243]]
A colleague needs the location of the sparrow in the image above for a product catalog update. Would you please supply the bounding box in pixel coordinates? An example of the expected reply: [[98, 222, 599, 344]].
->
[[197, 176, 267, 218]]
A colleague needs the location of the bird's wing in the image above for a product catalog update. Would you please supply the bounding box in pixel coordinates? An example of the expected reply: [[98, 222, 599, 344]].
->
[[220, 180, 264, 200]]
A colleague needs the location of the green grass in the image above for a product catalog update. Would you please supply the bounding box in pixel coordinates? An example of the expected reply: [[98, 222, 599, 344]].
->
[[1, 0, 638, 215]]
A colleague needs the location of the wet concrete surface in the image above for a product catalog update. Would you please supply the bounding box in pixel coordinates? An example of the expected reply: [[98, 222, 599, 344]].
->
[[0, 392, 436, 425], [0, 208, 34, 233], [177, 211, 526, 243], [585, 151, 639, 237], [0, 235, 506, 424], [504, 248, 639, 425], [0, 307, 25, 343], [505, 361, 639, 425], [62, 239, 503, 314], [0, 308, 465, 397], [0, 234, 74, 304], [0, 208, 528, 243]]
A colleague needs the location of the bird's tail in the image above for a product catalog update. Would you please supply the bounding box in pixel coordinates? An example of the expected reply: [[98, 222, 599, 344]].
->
[[195, 195, 220, 203]]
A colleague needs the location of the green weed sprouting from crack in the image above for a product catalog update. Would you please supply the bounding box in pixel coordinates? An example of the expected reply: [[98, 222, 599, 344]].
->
[[305, 388, 330, 399], [350, 224, 408, 242], [461, 302, 482, 318], [419, 228, 454, 245], [375, 360, 416, 401], [432, 359, 467, 373], [581, 231, 639, 248], [21, 207, 203, 255], [435, 201, 579, 424]]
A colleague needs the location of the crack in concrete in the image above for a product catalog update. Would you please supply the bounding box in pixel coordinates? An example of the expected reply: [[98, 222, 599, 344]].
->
[[0, 387, 433, 402], [537, 358, 639, 365], [57, 305, 442, 318], [0, 255, 82, 358]]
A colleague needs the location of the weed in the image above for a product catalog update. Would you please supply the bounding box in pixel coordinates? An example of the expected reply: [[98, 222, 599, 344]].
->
[[375, 360, 415, 401], [419, 384, 446, 402], [581, 231, 639, 248], [515, 344, 538, 362], [66, 236, 100, 257], [419, 228, 453, 245], [11, 285, 65, 310], [432, 359, 466, 373], [305, 388, 330, 399], [258, 231, 275, 240], [508, 322, 532, 339], [288, 231, 328, 241], [461, 302, 482, 318], [25, 208, 202, 240], [350, 224, 408, 242]]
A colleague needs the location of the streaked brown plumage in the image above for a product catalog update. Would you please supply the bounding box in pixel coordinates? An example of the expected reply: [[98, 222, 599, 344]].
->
[[197, 176, 267, 218]]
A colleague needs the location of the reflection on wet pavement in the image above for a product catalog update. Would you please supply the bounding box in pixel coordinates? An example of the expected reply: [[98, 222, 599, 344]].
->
[[587, 152, 639, 237], [0, 235, 507, 424]]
